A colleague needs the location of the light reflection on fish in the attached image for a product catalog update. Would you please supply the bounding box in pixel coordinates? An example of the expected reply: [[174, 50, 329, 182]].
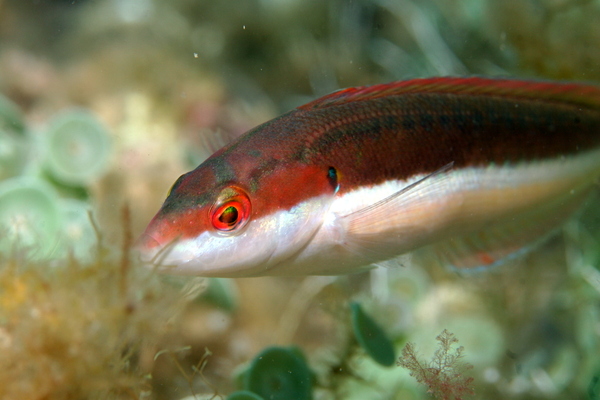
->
[[137, 77, 600, 277]]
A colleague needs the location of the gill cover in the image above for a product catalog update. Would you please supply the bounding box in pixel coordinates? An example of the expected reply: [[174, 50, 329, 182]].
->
[[138, 162, 339, 277]]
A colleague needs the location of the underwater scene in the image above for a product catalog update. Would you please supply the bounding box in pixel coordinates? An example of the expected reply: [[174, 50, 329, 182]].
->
[[1, 0, 600, 399]]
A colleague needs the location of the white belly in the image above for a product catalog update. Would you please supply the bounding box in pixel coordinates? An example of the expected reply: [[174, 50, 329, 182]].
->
[[271, 149, 600, 275]]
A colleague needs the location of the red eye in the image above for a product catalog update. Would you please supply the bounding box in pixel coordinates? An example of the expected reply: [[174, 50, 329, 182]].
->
[[211, 191, 251, 232]]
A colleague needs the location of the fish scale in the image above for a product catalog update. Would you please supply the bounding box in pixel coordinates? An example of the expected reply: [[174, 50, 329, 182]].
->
[[297, 94, 599, 189], [137, 77, 600, 277]]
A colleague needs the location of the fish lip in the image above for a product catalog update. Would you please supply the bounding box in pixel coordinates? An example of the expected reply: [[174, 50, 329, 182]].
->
[[134, 232, 164, 263], [135, 232, 161, 250], [135, 232, 199, 272]]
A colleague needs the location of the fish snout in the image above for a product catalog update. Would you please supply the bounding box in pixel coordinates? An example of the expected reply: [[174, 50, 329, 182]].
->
[[134, 231, 163, 264], [136, 231, 161, 250]]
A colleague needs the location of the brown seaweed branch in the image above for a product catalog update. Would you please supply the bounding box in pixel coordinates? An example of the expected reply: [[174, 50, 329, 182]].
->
[[398, 329, 475, 400]]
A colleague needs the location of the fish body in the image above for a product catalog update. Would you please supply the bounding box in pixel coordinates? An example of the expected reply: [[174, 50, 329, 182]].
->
[[137, 77, 600, 277]]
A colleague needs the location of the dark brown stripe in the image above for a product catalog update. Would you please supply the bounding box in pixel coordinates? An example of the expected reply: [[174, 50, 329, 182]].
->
[[298, 92, 600, 192], [219, 90, 600, 196], [149, 79, 600, 241]]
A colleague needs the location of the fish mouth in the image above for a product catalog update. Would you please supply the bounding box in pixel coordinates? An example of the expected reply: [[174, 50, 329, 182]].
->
[[136, 232, 161, 249], [135, 230, 191, 272], [134, 232, 164, 263]]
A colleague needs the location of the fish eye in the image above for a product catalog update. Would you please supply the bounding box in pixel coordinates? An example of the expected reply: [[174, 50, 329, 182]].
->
[[218, 205, 238, 225], [210, 188, 251, 232]]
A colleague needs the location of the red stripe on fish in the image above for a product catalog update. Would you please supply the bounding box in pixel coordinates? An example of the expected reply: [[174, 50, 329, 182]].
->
[[299, 77, 600, 110]]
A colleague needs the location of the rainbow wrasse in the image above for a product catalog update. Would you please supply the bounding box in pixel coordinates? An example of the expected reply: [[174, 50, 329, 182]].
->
[[137, 77, 600, 277]]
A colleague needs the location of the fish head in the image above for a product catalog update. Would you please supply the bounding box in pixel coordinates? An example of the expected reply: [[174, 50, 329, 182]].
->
[[136, 154, 339, 277]]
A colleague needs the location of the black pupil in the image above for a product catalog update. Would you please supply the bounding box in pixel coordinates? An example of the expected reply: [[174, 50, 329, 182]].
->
[[219, 206, 239, 226]]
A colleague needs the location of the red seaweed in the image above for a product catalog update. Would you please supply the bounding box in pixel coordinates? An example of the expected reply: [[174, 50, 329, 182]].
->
[[398, 329, 475, 400]]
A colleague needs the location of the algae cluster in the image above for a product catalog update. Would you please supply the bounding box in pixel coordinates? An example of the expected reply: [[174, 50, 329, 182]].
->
[[0, 228, 192, 399]]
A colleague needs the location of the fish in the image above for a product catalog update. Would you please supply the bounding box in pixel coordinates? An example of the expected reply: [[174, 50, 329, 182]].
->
[[137, 77, 600, 277]]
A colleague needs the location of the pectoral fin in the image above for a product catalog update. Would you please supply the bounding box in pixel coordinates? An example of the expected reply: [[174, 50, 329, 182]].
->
[[341, 162, 454, 234], [335, 163, 456, 261]]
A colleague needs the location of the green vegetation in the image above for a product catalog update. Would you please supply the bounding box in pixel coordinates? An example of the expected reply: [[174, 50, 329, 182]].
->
[[226, 390, 265, 400], [44, 109, 112, 186], [350, 301, 396, 367], [0, 177, 61, 258], [242, 346, 313, 400]]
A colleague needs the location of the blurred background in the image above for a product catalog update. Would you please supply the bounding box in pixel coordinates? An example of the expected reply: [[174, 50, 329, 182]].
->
[[1, 0, 600, 399]]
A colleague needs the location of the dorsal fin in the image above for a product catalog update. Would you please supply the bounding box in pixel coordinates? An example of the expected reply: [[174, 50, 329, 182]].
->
[[298, 77, 600, 111]]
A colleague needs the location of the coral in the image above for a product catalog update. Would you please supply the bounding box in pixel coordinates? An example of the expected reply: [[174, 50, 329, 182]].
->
[[398, 329, 474, 400]]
